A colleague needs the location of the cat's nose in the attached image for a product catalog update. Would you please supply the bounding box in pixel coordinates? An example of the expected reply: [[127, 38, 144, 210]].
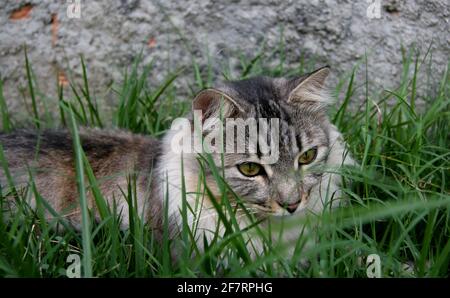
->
[[286, 201, 300, 214], [278, 201, 300, 214]]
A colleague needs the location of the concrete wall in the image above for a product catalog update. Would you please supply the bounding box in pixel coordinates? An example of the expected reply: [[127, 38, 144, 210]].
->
[[0, 0, 448, 122]]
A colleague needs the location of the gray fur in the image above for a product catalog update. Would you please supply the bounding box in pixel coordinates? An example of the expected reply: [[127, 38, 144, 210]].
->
[[1, 68, 354, 256], [158, 67, 355, 256]]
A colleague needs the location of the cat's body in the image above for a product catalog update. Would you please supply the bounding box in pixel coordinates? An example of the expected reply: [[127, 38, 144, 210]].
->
[[1, 67, 354, 257], [0, 129, 162, 231]]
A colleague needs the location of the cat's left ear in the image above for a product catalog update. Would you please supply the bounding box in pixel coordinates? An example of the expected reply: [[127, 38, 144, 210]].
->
[[287, 66, 330, 105], [192, 88, 245, 122]]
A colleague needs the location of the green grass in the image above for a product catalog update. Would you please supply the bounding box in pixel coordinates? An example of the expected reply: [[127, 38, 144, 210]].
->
[[0, 42, 449, 277]]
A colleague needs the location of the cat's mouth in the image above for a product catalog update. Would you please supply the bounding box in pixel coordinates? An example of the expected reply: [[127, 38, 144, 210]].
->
[[251, 189, 311, 217]]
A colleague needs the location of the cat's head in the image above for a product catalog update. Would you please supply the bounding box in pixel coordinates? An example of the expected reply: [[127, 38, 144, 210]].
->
[[181, 67, 336, 216]]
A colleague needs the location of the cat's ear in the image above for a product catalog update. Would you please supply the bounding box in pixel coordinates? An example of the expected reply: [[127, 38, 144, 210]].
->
[[287, 66, 330, 105], [193, 89, 244, 120]]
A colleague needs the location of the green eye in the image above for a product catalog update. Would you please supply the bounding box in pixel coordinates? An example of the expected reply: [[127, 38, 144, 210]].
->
[[237, 162, 264, 177], [298, 148, 318, 165]]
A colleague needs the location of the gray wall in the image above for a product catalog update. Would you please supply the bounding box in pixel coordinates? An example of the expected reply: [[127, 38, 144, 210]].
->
[[0, 0, 448, 122]]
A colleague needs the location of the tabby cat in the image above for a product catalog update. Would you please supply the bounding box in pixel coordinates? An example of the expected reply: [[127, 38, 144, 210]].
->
[[0, 67, 354, 257]]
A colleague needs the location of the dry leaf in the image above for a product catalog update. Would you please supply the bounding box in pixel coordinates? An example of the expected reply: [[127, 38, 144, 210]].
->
[[51, 13, 59, 47], [10, 4, 33, 20], [148, 37, 157, 48]]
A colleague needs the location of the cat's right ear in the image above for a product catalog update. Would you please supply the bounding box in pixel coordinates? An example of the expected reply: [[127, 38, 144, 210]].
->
[[287, 66, 331, 105], [192, 89, 244, 121]]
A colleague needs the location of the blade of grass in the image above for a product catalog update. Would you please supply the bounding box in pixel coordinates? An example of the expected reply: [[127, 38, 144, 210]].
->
[[63, 103, 93, 277]]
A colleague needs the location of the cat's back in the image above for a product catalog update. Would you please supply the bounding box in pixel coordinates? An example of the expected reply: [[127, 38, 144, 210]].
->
[[0, 128, 161, 210], [0, 128, 160, 169]]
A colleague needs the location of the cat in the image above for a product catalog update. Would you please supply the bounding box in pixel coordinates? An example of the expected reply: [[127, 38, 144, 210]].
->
[[0, 66, 354, 258]]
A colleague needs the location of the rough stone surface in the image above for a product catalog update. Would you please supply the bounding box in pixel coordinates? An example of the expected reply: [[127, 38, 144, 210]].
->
[[0, 0, 448, 122]]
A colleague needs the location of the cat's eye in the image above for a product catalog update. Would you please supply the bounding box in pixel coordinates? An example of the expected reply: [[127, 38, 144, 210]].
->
[[237, 162, 264, 177], [298, 148, 318, 166]]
